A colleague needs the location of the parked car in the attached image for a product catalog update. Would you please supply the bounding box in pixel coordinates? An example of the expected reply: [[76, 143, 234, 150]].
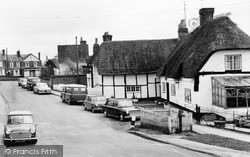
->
[[233, 115, 250, 128], [102, 98, 141, 121], [3, 110, 37, 146], [19, 78, 28, 88], [61, 84, 87, 105], [18, 78, 27, 86], [33, 82, 51, 94], [27, 77, 41, 91], [83, 95, 106, 113]]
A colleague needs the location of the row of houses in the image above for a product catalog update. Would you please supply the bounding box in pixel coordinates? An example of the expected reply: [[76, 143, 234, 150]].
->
[[0, 50, 42, 78], [85, 8, 250, 120]]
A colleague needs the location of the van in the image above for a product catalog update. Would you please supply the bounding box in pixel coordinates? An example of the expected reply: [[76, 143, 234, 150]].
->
[[61, 84, 87, 105]]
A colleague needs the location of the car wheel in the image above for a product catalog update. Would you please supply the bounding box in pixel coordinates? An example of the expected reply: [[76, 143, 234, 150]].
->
[[31, 139, 37, 144], [120, 114, 124, 121], [91, 107, 95, 113], [68, 99, 71, 105], [104, 110, 108, 117], [37, 90, 40, 94], [4, 140, 10, 147]]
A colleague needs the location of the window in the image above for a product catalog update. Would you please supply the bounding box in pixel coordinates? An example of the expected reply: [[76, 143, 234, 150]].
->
[[16, 62, 20, 68], [225, 55, 241, 71], [25, 62, 29, 67], [10, 62, 14, 68], [34, 61, 37, 67], [226, 88, 250, 108], [162, 82, 166, 93], [171, 84, 176, 96], [184, 88, 191, 103], [0, 70, 2, 75], [0, 61, 3, 67], [126, 86, 140, 92]]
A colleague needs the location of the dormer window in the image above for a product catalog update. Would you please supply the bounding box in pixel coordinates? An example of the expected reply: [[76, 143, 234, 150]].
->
[[225, 55, 241, 71], [25, 62, 29, 67]]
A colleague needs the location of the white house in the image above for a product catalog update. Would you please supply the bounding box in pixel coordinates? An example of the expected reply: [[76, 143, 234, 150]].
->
[[87, 32, 178, 99], [21, 53, 42, 77], [158, 8, 250, 120]]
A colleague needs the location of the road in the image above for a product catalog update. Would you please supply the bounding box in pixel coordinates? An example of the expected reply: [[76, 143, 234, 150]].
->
[[0, 81, 213, 157]]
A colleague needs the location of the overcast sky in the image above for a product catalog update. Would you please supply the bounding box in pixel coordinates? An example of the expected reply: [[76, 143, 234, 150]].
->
[[0, 0, 250, 61]]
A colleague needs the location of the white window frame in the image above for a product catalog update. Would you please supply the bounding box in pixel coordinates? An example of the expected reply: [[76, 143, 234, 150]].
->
[[126, 86, 140, 93], [34, 61, 37, 67], [16, 62, 20, 68], [225, 54, 242, 71], [171, 84, 176, 96], [0, 61, 3, 67], [10, 62, 14, 68], [184, 88, 191, 103], [162, 82, 166, 93], [0, 69, 2, 75], [25, 62, 29, 67]]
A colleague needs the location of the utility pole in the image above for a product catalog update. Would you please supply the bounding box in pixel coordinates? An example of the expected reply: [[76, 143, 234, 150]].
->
[[183, 0, 187, 25], [75, 36, 79, 84]]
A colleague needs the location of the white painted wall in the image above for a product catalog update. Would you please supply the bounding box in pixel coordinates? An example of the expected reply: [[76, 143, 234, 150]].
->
[[201, 49, 250, 72], [126, 75, 136, 85], [23, 55, 39, 62]]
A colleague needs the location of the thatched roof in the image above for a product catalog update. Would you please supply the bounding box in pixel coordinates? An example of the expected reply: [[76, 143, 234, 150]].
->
[[90, 39, 178, 75], [158, 16, 250, 79]]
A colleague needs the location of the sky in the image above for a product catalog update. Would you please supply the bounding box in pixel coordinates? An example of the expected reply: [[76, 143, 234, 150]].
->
[[0, 0, 250, 61]]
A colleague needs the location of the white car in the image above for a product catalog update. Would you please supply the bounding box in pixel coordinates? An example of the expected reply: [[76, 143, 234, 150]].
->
[[33, 82, 51, 94]]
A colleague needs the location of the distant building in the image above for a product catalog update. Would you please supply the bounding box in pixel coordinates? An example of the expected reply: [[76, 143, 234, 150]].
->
[[57, 37, 89, 75], [0, 50, 42, 77]]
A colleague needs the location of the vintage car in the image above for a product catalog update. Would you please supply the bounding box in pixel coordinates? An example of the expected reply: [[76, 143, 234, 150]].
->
[[33, 82, 51, 94], [3, 111, 37, 146], [83, 95, 106, 113], [61, 84, 87, 105], [18, 78, 27, 86], [27, 77, 41, 91], [19, 78, 28, 88], [102, 98, 141, 121]]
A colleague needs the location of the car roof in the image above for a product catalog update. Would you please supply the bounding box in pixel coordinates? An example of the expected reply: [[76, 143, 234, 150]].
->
[[63, 84, 86, 88], [87, 95, 105, 98], [9, 110, 32, 115], [108, 98, 132, 101]]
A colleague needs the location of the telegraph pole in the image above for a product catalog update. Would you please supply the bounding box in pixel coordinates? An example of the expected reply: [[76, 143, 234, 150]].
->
[[75, 36, 79, 83]]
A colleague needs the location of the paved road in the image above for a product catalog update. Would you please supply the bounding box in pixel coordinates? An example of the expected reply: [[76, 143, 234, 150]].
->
[[0, 81, 213, 157]]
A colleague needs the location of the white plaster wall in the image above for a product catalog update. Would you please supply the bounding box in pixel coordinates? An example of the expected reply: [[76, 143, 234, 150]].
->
[[103, 86, 114, 98], [201, 49, 250, 72], [103, 75, 113, 85], [114, 75, 124, 85], [148, 84, 156, 97], [115, 87, 125, 98], [148, 74, 156, 83], [126, 75, 136, 85], [23, 55, 39, 62], [137, 74, 147, 85], [24, 71, 29, 77], [141, 86, 147, 98]]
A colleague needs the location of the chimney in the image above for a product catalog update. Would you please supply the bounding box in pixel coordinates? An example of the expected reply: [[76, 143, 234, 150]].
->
[[2, 49, 5, 55], [38, 52, 41, 60], [199, 8, 214, 25], [102, 32, 112, 42], [17, 50, 21, 57], [80, 37, 87, 45], [178, 19, 188, 39], [93, 38, 99, 55]]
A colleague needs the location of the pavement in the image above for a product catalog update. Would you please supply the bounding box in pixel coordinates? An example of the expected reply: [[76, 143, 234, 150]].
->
[[51, 90, 250, 157]]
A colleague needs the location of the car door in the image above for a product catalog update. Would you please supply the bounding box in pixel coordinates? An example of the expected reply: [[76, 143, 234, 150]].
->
[[112, 101, 120, 118], [105, 100, 114, 116], [85, 96, 91, 110]]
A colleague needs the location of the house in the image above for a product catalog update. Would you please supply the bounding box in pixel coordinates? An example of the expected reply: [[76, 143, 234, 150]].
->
[[57, 37, 89, 75], [20, 52, 42, 77], [87, 32, 178, 99], [158, 8, 250, 120], [0, 50, 6, 77]]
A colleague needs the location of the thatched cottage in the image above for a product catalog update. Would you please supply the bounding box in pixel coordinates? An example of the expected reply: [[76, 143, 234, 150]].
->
[[87, 32, 178, 99], [158, 8, 250, 120]]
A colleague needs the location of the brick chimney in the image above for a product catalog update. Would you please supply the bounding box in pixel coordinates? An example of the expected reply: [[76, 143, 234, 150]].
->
[[93, 38, 99, 55], [17, 50, 21, 57], [80, 37, 87, 45], [199, 8, 214, 25], [178, 19, 188, 39], [102, 32, 112, 42], [2, 49, 5, 55]]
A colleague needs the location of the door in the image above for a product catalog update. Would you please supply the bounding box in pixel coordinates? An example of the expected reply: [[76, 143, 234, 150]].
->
[[30, 70, 35, 77]]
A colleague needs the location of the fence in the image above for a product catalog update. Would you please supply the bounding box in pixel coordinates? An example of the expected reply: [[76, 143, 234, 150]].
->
[[140, 107, 193, 134]]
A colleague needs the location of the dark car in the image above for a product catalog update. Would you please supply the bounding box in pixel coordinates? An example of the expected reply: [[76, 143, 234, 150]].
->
[[27, 77, 41, 91], [3, 111, 37, 146], [61, 84, 87, 105], [102, 98, 141, 121]]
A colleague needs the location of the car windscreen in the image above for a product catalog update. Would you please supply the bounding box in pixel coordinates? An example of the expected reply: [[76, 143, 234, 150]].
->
[[8, 115, 34, 124], [38, 83, 48, 88], [32, 78, 41, 82], [72, 87, 86, 92], [92, 96, 106, 101], [118, 100, 133, 107]]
